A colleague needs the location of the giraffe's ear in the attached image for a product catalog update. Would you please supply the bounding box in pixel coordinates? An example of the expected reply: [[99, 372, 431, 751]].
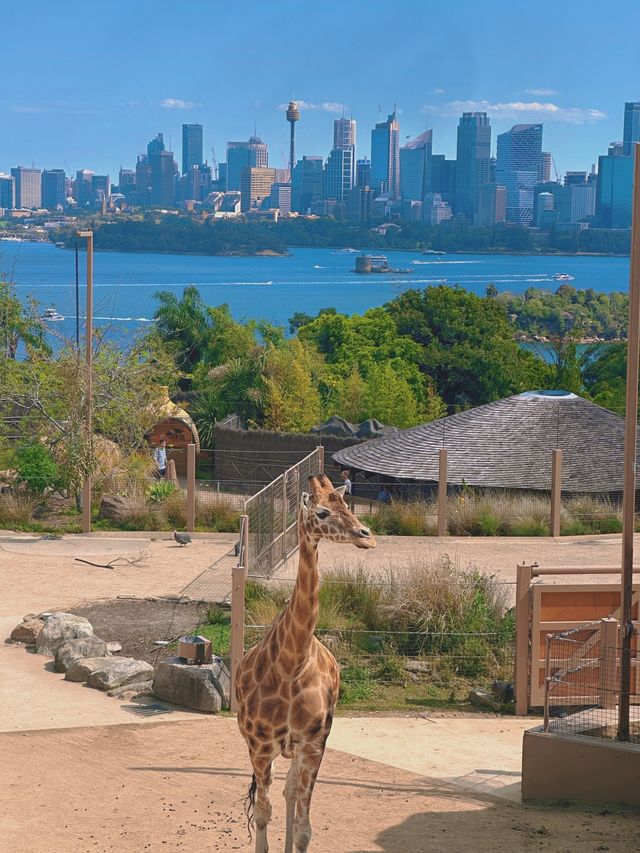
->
[[334, 485, 347, 497], [301, 491, 311, 509]]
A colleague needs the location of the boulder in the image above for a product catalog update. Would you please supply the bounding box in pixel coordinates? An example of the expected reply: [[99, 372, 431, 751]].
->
[[98, 494, 144, 521], [36, 612, 93, 656], [55, 636, 108, 673], [65, 657, 114, 683], [468, 688, 502, 712], [87, 658, 154, 692], [106, 641, 122, 654], [152, 656, 230, 712], [404, 660, 431, 674], [10, 618, 45, 644], [107, 680, 153, 698]]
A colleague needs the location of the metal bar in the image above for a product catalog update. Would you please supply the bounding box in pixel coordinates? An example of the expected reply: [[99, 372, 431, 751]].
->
[[543, 634, 552, 731], [550, 448, 562, 538], [515, 563, 533, 715], [186, 443, 196, 532], [619, 143, 640, 741], [437, 448, 447, 537], [229, 514, 248, 714], [77, 230, 93, 535]]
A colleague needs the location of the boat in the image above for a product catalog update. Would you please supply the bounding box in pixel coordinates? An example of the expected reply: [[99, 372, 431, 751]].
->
[[553, 273, 575, 282], [0, 235, 23, 242], [41, 307, 64, 321], [331, 247, 359, 254], [422, 249, 445, 255]]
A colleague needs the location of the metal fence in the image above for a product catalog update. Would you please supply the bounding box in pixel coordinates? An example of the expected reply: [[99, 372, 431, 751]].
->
[[242, 446, 324, 578], [544, 619, 640, 745]]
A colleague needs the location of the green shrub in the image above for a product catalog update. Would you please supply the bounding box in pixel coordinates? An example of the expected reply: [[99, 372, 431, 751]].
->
[[196, 497, 240, 532], [13, 444, 61, 494], [147, 481, 177, 502], [339, 663, 374, 704], [373, 654, 407, 684], [0, 493, 40, 527]]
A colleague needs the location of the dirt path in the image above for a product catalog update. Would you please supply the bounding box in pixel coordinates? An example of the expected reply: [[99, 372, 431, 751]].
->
[[1, 718, 638, 853]]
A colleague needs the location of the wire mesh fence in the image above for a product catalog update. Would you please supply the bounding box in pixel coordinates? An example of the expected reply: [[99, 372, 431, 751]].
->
[[544, 620, 640, 745], [243, 446, 324, 578]]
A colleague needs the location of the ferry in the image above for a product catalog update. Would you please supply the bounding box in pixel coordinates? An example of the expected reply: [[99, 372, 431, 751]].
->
[[422, 249, 446, 255], [42, 307, 65, 321], [553, 273, 575, 282], [331, 247, 359, 254]]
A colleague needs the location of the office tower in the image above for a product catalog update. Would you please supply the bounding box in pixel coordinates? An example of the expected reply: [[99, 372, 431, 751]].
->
[[334, 117, 356, 150], [540, 151, 552, 182], [565, 171, 588, 186], [146, 133, 176, 206], [323, 147, 353, 203], [533, 181, 569, 226], [286, 101, 300, 176], [91, 175, 111, 209], [422, 193, 453, 225], [75, 169, 94, 207], [41, 169, 66, 209], [182, 123, 203, 175], [596, 143, 633, 228], [148, 132, 165, 156], [347, 185, 373, 221], [199, 164, 213, 197], [135, 155, 152, 203], [11, 167, 41, 209], [454, 112, 491, 220], [291, 156, 323, 213], [496, 124, 543, 224], [478, 184, 507, 226], [0, 174, 15, 209], [623, 102, 640, 155], [534, 192, 557, 228], [370, 110, 400, 199], [431, 155, 456, 203], [356, 158, 371, 187], [569, 182, 596, 223], [118, 168, 136, 196], [226, 136, 269, 191], [400, 130, 432, 200], [240, 167, 276, 212], [269, 182, 292, 214], [218, 162, 227, 189]]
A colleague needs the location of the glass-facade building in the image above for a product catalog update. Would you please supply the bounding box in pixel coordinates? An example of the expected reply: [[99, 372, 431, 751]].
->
[[182, 123, 203, 175], [370, 111, 400, 199], [496, 124, 543, 224], [454, 112, 491, 221], [226, 137, 268, 191], [399, 130, 432, 201], [11, 166, 41, 209], [291, 156, 323, 213], [41, 169, 66, 209], [323, 147, 353, 203], [623, 102, 640, 156], [597, 150, 633, 228], [0, 174, 15, 209]]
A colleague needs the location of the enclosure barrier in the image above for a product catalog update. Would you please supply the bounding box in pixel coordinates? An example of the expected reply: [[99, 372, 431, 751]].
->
[[515, 563, 640, 715]]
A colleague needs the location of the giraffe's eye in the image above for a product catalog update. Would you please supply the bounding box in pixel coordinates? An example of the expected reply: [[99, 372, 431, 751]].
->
[[315, 507, 331, 520]]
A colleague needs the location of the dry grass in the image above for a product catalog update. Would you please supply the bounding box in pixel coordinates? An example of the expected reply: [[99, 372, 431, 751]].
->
[[0, 492, 41, 528]]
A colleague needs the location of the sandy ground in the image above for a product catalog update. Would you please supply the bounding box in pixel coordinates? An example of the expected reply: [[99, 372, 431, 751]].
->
[[2, 530, 640, 851], [2, 718, 639, 853]]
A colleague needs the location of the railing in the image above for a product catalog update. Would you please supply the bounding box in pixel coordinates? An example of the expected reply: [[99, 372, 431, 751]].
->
[[242, 446, 324, 578]]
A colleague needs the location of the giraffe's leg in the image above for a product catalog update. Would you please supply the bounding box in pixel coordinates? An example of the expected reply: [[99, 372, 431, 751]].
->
[[250, 756, 274, 853], [293, 739, 327, 853], [283, 757, 299, 853]]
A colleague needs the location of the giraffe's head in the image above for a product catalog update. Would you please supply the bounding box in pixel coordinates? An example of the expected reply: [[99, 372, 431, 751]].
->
[[300, 474, 376, 549]]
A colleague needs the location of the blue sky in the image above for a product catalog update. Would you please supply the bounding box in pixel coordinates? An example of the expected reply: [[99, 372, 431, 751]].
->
[[2, 0, 639, 180]]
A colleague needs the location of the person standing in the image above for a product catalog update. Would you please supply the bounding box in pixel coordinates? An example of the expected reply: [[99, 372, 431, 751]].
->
[[340, 469, 352, 495], [153, 438, 167, 479]]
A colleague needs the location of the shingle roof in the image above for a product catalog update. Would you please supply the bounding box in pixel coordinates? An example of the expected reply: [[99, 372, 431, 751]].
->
[[332, 391, 634, 493]]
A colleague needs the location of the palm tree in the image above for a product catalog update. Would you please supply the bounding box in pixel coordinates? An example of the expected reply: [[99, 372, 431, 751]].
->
[[0, 281, 49, 360], [153, 286, 212, 373]]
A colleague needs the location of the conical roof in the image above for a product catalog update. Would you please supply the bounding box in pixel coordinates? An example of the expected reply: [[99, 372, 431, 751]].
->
[[333, 391, 633, 493]]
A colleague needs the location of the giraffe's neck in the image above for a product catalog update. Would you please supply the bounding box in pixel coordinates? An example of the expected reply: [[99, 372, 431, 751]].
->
[[280, 514, 319, 660]]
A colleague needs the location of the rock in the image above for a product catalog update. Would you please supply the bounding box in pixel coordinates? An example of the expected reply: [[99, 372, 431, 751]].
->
[[10, 618, 45, 644], [107, 680, 153, 698], [55, 636, 108, 672], [35, 612, 93, 656], [469, 688, 502, 712], [22, 613, 37, 622], [153, 656, 231, 712], [404, 660, 431, 674], [491, 680, 514, 703], [106, 641, 122, 654], [98, 494, 144, 521], [65, 657, 114, 683], [87, 658, 154, 692]]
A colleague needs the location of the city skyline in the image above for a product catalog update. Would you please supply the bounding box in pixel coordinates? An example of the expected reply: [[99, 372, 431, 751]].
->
[[2, 0, 640, 179]]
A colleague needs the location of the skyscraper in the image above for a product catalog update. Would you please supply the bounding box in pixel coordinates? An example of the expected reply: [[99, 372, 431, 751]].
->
[[91, 175, 111, 209], [291, 156, 323, 213], [0, 174, 15, 209], [11, 166, 41, 209], [400, 130, 432, 200], [454, 112, 491, 221], [596, 142, 633, 228], [182, 124, 203, 175], [356, 158, 371, 188], [41, 169, 66, 209], [431, 155, 456, 203], [370, 111, 400, 199], [240, 167, 276, 212], [496, 124, 543, 224], [334, 117, 356, 151], [323, 147, 353, 203], [147, 133, 177, 207], [75, 169, 94, 207], [286, 101, 300, 176], [226, 136, 269, 190], [540, 151, 552, 182], [623, 102, 640, 155]]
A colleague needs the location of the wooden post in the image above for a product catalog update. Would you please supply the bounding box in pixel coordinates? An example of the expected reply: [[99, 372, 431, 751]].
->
[[186, 443, 196, 532], [166, 458, 179, 486], [550, 448, 562, 538], [515, 563, 534, 715], [230, 516, 248, 714], [620, 143, 640, 741], [77, 230, 93, 534], [437, 448, 447, 537], [317, 444, 325, 474], [543, 634, 552, 732], [599, 617, 619, 711]]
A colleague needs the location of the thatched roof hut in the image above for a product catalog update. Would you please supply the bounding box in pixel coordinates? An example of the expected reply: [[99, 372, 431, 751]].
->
[[333, 391, 633, 494]]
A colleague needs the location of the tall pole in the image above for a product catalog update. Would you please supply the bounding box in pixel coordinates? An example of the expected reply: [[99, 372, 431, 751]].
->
[[286, 101, 300, 178], [74, 238, 80, 350], [77, 230, 93, 535], [618, 143, 640, 741]]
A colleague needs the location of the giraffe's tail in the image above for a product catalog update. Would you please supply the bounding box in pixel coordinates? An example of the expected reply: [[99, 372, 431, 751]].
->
[[244, 773, 257, 839]]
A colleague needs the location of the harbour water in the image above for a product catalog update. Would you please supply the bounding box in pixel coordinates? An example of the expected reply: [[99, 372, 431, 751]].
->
[[1, 241, 630, 337]]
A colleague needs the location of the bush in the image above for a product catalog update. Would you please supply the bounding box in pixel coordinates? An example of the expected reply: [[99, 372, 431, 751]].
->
[[147, 481, 177, 502], [196, 497, 240, 532], [13, 444, 61, 494], [0, 493, 40, 527]]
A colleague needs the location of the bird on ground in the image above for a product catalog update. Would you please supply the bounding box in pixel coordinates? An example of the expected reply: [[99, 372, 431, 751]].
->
[[174, 531, 192, 547]]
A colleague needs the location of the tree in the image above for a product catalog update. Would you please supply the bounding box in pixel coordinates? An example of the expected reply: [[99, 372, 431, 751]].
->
[[262, 340, 324, 432], [582, 343, 627, 415], [0, 280, 49, 361]]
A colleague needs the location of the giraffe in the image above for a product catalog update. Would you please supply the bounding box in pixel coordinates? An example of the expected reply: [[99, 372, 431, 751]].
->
[[235, 473, 376, 853]]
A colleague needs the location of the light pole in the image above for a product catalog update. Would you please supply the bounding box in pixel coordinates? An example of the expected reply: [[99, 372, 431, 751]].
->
[[76, 230, 93, 534]]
